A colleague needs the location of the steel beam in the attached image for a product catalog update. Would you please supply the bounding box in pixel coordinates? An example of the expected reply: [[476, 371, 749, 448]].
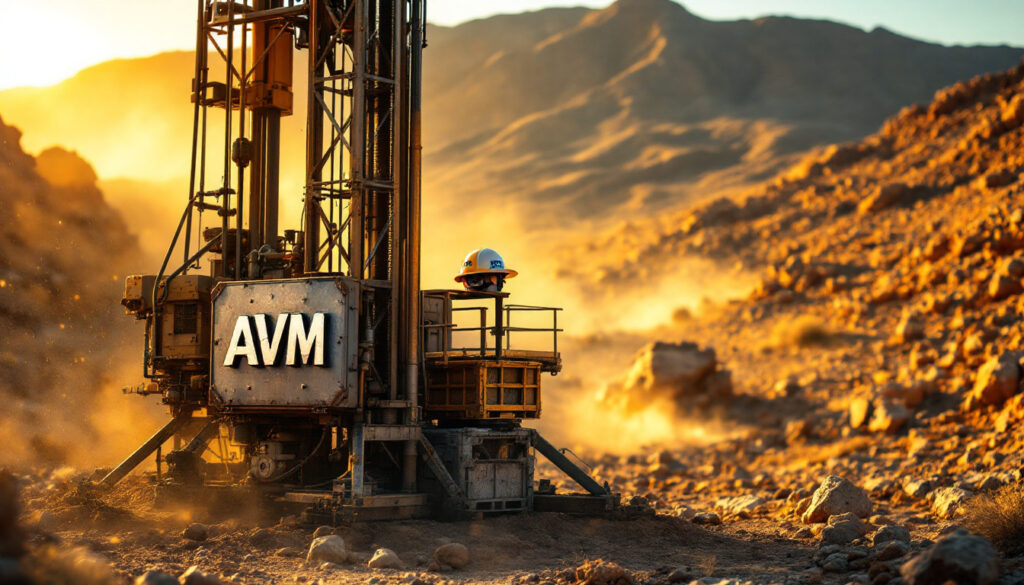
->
[[531, 431, 608, 496], [98, 414, 193, 488]]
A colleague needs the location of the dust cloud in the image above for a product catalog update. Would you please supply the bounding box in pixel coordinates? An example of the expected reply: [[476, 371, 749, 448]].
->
[[0, 118, 164, 471]]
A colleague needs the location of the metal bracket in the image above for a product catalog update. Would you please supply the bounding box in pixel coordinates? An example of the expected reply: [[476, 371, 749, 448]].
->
[[417, 434, 466, 507]]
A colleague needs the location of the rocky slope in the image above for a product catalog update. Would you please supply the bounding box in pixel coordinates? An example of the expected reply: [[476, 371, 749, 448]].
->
[[537, 56, 1024, 583]]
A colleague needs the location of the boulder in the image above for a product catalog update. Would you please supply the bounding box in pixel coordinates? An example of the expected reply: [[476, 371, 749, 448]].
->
[[367, 548, 403, 569], [868, 401, 910, 434], [820, 512, 868, 545], [182, 523, 209, 542], [135, 571, 180, 585], [929, 487, 971, 520], [624, 342, 715, 395], [966, 353, 1021, 409], [876, 540, 911, 561], [691, 512, 722, 525], [603, 341, 731, 411], [180, 566, 222, 585], [902, 478, 934, 499], [873, 525, 911, 546], [311, 526, 335, 539], [859, 182, 909, 215], [988, 274, 1022, 301], [575, 559, 634, 585], [820, 552, 848, 573], [895, 312, 925, 342], [900, 529, 998, 585], [306, 535, 348, 565], [803, 476, 873, 524], [714, 495, 765, 518], [849, 397, 872, 429], [671, 504, 696, 520], [433, 542, 469, 569]]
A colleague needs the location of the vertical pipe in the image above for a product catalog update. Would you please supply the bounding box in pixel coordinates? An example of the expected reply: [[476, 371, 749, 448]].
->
[[249, 113, 265, 249], [407, 0, 423, 419], [349, 0, 366, 279], [221, 1, 235, 278], [303, 0, 322, 274], [236, 16, 248, 280], [184, 0, 206, 266], [265, 111, 281, 247], [402, 0, 423, 493]]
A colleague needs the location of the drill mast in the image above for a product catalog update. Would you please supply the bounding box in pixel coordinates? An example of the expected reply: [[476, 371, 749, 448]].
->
[[111, 0, 614, 520]]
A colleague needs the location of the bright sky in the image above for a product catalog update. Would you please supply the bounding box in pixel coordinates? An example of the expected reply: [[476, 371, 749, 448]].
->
[[1, 0, 1022, 90]]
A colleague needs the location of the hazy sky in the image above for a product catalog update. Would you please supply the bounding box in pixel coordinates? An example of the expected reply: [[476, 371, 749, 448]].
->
[[1, 0, 1021, 90]]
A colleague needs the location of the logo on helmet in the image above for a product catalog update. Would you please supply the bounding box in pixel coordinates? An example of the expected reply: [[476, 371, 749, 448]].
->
[[490, 259, 503, 269]]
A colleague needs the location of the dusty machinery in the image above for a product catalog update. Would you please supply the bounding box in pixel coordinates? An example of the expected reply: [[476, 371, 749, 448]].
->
[[101, 0, 615, 520]]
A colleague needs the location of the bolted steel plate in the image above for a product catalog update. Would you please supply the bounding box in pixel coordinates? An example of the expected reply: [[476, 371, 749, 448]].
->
[[210, 277, 359, 410]]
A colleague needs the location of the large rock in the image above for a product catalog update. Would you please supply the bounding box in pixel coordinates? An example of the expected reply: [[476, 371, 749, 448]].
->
[[311, 526, 335, 539], [873, 525, 911, 546], [602, 341, 732, 411], [367, 548, 403, 569], [180, 566, 222, 585], [714, 495, 765, 518], [849, 397, 872, 429], [929, 487, 972, 519], [966, 352, 1021, 409], [306, 535, 348, 565], [802, 476, 873, 524], [868, 400, 910, 434], [820, 512, 869, 545], [895, 311, 925, 342], [988, 274, 1022, 300], [182, 523, 209, 542], [624, 341, 716, 395], [434, 542, 470, 569], [900, 529, 998, 585], [575, 559, 634, 585], [859, 182, 909, 214], [135, 571, 180, 585]]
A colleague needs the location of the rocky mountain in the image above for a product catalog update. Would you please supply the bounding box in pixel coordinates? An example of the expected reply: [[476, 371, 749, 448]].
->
[[0, 0, 1020, 227], [423, 0, 1024, 221]]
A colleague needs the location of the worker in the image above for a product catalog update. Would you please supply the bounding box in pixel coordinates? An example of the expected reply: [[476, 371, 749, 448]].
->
[[455, 248, 518, 292]]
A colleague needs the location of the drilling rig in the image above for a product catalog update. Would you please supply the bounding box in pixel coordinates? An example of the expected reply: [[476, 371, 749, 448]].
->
[[102, 0, 615, 520]]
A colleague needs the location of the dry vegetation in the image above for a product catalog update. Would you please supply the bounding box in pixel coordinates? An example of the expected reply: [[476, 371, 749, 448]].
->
[[964, 482, 1024, 555]]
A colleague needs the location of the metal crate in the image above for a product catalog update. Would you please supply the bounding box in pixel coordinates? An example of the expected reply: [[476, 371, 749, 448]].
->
[[425, 360, 541, 420], [422, 428, 534, 513]]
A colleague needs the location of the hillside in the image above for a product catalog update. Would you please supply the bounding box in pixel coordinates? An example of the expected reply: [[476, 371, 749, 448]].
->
[[0, 0, 1020, 226], [5, 58, 1024, 585], [425, 0, 1023, 221]]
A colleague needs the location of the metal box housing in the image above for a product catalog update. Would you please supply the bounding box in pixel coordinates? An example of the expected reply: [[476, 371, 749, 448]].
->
[[422, 428, 534, 513], [210, 277, 359, 411], [123, 274, 213, 362]]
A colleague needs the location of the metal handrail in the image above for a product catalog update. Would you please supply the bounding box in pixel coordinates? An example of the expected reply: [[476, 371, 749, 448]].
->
[[504, 304, 561, 357], [422, 297, 562, 363]]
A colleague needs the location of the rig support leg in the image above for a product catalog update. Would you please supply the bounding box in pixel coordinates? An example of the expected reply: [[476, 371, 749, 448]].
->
[[98, 413, 193, 488], [531, 431, 608, 496]]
